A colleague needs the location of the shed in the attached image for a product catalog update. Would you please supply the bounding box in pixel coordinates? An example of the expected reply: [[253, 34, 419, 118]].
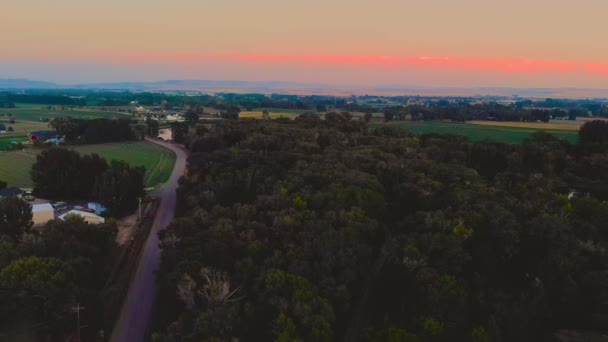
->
[[32, 203, 55, 225], [59, 210, 105, 225]]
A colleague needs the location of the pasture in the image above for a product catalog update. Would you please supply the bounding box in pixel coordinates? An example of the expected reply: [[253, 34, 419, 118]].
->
[[0, 141, 176, 188], [0, 104, 130, 122], [374, 121, 579, 144]]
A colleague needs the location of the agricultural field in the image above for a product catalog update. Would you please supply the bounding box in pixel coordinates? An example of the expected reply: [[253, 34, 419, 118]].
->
[[239, 111, 300, 119], [257, 108, 311, 114], [468, 120, 583, 131], [374, 121, 579, 144], [0, 119, 50, 134], [0, 104, 131, 121], [0, 141, 176, 188]]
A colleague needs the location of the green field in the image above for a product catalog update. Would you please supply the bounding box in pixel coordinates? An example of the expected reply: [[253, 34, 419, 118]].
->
[[373, 121, 579, 144], [0, 142, 176, 188], [1, 104, 130, 122], [0, 136, 27, 152]]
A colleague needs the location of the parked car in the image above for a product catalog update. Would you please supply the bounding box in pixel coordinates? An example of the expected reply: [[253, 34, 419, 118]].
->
[[22, 193, 35, 201], [52, 201, 67, 211]]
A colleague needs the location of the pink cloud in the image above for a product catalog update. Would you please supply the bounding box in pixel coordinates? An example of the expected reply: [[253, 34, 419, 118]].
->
[[116, 53, 608, 77], [6, 52, 608, 78]]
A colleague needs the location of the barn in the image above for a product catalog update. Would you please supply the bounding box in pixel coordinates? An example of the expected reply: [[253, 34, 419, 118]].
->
[[29, 130, 59, 142]]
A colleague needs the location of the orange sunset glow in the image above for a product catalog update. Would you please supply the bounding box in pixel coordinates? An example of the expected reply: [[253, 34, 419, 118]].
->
[[3, 0, 608, 88]]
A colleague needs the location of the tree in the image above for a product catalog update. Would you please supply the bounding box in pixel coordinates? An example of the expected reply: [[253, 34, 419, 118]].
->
[[171, 122, 189, 144], [0, 198, 32, 241], [263, 109, 270, 120], [129, 122, 147, 140], [146, 117, 160, 137], [184, 107, 202, 126], [579, 120, 608, 144], [161, 100, 172, 110], [220, 106, 240, 120], [93, 161, 145, 217], [0, 256, 74, 334], [364, 112, 373, 123], [0, 181, 5, 190], [31, 149, 107, 200], [6, 127, 13, 132]]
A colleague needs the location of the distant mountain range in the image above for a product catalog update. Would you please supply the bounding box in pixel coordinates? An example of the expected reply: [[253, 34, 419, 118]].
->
[[0, 79, 59, 89], [1, 78, 607, 99]]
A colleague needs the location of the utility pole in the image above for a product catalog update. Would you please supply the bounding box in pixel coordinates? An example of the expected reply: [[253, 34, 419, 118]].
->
[[137, 197, 143, 222], [71, 304, 85, 342]]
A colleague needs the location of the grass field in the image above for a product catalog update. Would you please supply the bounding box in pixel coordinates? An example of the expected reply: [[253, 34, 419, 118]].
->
[[373, 121, 579, 144], [1, 104, 130, 122], [0, 142, 176, 188], [0, 136, 28, 151]]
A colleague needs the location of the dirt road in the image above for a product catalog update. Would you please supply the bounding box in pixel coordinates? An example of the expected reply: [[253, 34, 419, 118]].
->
[[110, 138, 187, 342]]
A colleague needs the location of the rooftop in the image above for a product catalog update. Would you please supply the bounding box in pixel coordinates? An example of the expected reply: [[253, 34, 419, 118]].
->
[[32, 203, 53, 212], [0, 187, 24, 198]]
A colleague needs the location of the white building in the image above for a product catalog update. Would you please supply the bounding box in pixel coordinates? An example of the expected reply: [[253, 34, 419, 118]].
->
[[32, 203, 54, 225], [165, 114, 183, 122], [59, 210, 105, 225]]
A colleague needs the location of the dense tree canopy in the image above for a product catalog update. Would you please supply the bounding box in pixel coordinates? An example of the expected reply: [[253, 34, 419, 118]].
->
[[50, 117, 142, 144], [0, 198, 32, 242], [31, 148, 108, 200], [154, 120, 608, 341], [93, 160, 146, 217], [0, 202, 117, 341], [579, 120, 608, 145], [31, 149, 145, 216]]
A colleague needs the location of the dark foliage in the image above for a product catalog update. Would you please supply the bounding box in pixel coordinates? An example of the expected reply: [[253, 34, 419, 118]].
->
[[93, 161, 146, 217], [31, 149, 144, 216], [579, 120, 608, 145], [0, 198, 32, 242], [50, 118, 137, 144], [0, 206, 117, 341], [154, 120, 608, 341], [31, 149, 108, 200]]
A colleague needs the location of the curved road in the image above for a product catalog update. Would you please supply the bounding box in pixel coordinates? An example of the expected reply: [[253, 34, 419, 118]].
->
[[110, 137, 188, 342]]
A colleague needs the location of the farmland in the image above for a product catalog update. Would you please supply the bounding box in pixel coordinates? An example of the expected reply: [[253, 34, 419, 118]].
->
[[0, 142, 176, 188], [0, 104, 130, 121], [239, 111, 300, 119], [373, 121, 579, 144], [0, 119, 50, 134]]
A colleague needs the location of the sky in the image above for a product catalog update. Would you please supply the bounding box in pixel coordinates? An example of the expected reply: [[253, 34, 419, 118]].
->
[[2, 0, 608, 88]]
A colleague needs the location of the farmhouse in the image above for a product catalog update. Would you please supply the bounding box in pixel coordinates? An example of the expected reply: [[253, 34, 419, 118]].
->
[[0, 187, 24, 199], [32, 203, 54, 225], [29, 130, 59, 142], [59, 210, 105, 224]]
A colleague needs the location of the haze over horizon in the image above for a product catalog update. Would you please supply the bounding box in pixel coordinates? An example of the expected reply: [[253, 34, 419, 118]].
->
[[3, 0, 608, 89]]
